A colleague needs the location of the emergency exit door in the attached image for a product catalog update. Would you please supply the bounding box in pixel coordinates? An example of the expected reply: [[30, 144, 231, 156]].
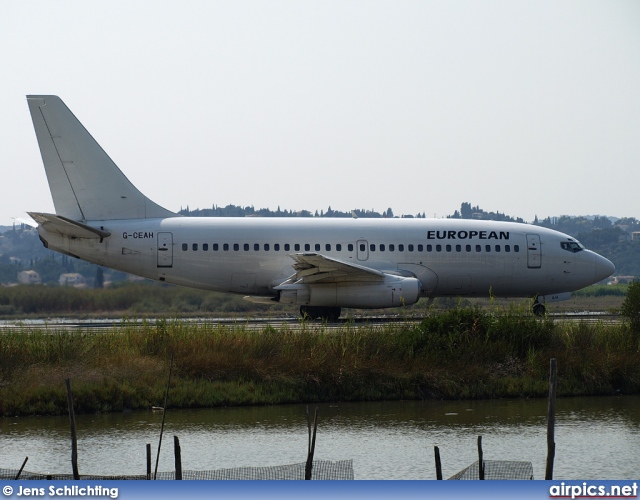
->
[[157, 232, 173, 268], [526, 234, 541, 269]]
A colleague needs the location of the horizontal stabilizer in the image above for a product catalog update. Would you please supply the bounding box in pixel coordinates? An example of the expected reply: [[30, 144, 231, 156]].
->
[[13, 215, 38, 228], [28, 212, 111, 239]]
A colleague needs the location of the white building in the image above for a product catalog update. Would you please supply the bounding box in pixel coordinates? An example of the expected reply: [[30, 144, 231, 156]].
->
[[59, 273, 86, 287], [18, 270, 41, 285]]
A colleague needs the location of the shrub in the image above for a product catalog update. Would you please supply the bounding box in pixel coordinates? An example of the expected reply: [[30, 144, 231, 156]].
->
[[620, 281, 640, 332]]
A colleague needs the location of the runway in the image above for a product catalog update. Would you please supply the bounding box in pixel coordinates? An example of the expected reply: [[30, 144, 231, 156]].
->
[[0, 312, 621, 332]]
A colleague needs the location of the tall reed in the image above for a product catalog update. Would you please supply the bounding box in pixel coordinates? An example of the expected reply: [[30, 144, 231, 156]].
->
[[1, 308, 639, 416]]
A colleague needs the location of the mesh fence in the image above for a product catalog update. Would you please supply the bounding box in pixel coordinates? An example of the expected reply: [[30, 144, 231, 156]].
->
[[0, 460, 354, 481], [448, 460, 534, 480]]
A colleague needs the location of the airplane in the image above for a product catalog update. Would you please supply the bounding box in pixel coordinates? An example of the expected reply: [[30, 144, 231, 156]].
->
[[25, 95, 615, 320]]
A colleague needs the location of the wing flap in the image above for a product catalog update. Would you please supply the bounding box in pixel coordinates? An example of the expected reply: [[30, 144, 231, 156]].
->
[[28, 212, 111, 239], [278, 253, 386, 286]]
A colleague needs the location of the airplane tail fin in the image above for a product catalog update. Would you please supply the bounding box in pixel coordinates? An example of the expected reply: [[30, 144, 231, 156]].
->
[[27, 95, 177, 221]]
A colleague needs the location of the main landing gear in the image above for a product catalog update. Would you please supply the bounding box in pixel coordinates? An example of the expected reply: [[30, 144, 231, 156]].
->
[[300, 305, 342, 322]]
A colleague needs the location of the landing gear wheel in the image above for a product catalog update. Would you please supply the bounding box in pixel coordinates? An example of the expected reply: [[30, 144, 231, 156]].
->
[[323, 307, 341, 322], [299, 306, 341, 322], [300, 305, 312, 320], [532, 302, 546, 316]]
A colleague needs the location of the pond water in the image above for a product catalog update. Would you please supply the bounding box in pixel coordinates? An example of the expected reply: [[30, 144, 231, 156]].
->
[[1, 396, 639, 479]]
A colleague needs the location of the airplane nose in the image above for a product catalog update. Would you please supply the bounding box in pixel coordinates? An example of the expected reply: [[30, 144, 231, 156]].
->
[[593, 253, 615, 282]]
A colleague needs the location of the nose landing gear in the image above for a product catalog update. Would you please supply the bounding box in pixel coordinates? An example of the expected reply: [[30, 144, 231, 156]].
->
[[532, 299, 546, 316]]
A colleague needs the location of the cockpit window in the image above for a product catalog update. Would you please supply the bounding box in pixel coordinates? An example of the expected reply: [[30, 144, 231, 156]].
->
[[561, 240, 585, 253]]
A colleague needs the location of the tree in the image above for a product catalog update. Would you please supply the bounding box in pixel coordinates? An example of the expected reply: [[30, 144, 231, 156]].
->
[[95, 267, 104, 289], [460, 202, 472, 219], [620, 281, 640, 332]]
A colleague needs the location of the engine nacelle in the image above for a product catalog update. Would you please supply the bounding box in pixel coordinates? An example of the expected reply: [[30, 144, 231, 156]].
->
[[276, 276, 421, 309]]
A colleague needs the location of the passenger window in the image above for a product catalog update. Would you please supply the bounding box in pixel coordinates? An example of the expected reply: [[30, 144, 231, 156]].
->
[[348, 244, 354, 251], [254, 243, 259, 251], [223, 243, 229, 251], [233, 243, 239, 251], [466, 244, 471, 252], [456, 244, 462, 252], [315, 244, 320, 251], [360, 243, 366, 251], [389, 244, 395, 252], [485, 245, 491, 252], [408, 244, 414, 252], [305, 244, 310, 251], [182, 243, 188, 251], [446, 244, 452, 252], [244, 243, 249, 251], [295, 244, 300, 251], [476, 245, 481, 252], [325, 244, 331, 251], [274, 244, 280, 251], [505, 245, 510, 252], [336, 244, 342, 251], [427, 244, 432, 252], [264, 244, 270, 251], [213, 243, 219, 251], [418, 244, 423, 252], [284, 244, 290, 251], [193, 244, 198, 251], [370, 244, 375, 251], [203, 243, 209, 251], [495, 245, 500, 252], [399, 244, 404, 251], [436, 244, 442, 252], [514, 245, 520, 252], [380, 244, 385, 251]]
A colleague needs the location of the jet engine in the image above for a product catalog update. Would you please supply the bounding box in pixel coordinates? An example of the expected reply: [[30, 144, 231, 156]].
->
[[276, 276, 421, 309]]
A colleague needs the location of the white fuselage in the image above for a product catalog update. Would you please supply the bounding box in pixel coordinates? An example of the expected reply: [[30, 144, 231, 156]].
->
[[39, 216, 613, 302], [25, 95, 616, 316]]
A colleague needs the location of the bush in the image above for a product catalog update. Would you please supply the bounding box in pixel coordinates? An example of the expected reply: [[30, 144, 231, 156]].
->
[[620, 281, 640, 332]]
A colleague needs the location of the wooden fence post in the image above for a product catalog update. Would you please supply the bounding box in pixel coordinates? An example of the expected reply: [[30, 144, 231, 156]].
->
[[174, 436, 182, 480], [305, 406, 318, 480], [546, 358, 557, 480], [434, 446, 443, 480], [154, 354, 174, 480], [477, 435, 484, 480], [14, 457, 29, 480], [146, 444, 151, 480], [65, 378, 80, 480]]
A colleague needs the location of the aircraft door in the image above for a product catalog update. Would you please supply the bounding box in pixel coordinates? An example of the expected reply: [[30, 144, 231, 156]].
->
[[526, 234, 541, 269], [157, 232, 173, 268], [357, 240, 369, 261]]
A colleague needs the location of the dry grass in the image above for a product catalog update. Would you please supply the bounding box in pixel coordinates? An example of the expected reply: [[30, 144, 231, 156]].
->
[[1, 308, 638, 416]]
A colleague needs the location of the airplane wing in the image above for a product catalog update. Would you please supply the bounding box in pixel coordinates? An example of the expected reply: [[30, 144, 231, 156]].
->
[[280, 253, 386, 285]]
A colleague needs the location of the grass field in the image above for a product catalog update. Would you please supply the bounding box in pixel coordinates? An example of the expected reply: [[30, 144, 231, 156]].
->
[[0, 282, 628, 319], [1, 305, 638, 417]]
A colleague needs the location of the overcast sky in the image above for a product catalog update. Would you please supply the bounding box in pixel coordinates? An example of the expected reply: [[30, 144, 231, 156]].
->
[[1, 1, 639, 226]]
